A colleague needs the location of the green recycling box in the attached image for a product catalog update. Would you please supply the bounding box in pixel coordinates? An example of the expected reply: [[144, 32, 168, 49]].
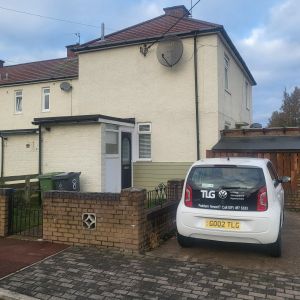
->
[[38, 172, 64, 193]]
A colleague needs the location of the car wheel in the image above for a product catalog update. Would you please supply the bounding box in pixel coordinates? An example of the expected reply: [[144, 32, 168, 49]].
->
[[177, 233, 193, 247], [268, 231, 282, 258]]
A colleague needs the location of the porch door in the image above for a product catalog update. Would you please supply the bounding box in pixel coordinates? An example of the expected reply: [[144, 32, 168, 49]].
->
[[121, 132, 132, 189]]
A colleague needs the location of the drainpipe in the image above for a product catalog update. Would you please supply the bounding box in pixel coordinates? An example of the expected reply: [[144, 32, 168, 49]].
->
[[38, 125, 42, 174], [0, 135, 4, 178], [194, 34, 200, 160]]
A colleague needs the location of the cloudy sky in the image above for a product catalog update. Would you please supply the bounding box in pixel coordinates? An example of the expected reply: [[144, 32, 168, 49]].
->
[[0, 0, 299, 126]]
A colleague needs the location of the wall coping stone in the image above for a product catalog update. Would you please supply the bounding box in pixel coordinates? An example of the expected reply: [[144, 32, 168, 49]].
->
[[44, 190, 120, 201], [43, 188, 146, 201]]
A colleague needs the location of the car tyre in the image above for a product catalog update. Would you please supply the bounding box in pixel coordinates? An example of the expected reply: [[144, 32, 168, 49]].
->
[[177, 233, 193, 247], [268, 231, 282, 258]]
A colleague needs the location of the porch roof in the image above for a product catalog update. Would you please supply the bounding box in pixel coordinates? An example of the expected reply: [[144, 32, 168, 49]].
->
[[212, 136, 300, 152], [0, 128, 38, 136], [32, 114, 135, 126]]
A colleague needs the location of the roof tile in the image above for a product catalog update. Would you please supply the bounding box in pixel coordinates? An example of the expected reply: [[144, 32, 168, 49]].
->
[[80, 8, 221, 49], [0, 57, 78, 86]]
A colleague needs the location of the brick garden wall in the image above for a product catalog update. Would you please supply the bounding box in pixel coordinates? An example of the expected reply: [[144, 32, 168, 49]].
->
[[0, 189, 12, 237], [144, 202, 178, 249], [285, 193, 300, 210], [43, 182, 182, 253], [43, 188, 146, 253], [0, 182, 181, 252]]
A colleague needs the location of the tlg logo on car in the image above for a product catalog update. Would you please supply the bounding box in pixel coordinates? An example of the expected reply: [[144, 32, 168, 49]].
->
[[218, 190, 228, 199], [201, 190, 215, 199]]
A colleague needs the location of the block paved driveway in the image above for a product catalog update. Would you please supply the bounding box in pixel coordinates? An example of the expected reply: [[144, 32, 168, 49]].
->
[[0, 211, 299, 300], [0, 246, 300, 300]]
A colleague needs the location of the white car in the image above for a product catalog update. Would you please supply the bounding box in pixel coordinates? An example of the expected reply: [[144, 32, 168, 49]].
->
[[176, 157, 290, 257]]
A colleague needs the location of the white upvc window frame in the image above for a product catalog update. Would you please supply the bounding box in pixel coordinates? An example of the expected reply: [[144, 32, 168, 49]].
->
[[42, 87, 50, 112], [245, 80, 250, 110], [138, 122, 152, 161], [224, 54, 230, 92], [14, 90, 23, 114], [105, 124, 119, 158]]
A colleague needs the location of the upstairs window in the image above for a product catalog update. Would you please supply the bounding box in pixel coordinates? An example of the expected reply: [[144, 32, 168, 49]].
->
[[245, 81, 250, 110], [224, 55, 229, 91], [15, 90, 22, 113], [138, 123, 151, 160], [42, 87, 50, 112]]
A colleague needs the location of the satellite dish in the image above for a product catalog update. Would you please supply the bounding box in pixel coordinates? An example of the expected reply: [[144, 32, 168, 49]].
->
[[156, 36, 183, 67], [60, 82, 72, 92]]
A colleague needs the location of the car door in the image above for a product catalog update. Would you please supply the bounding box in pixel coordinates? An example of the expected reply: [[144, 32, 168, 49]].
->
[[267, 162, 284, 211]]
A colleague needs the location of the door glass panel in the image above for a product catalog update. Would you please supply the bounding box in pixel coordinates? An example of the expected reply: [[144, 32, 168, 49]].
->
[[122, 138, 130, 164]]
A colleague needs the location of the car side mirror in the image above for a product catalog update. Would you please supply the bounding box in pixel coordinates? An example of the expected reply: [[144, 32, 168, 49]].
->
[[279, 176, 291, 183]]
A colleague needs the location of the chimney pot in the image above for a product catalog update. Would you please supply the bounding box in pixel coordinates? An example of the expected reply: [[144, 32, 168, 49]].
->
[[0, 60, 4, 68], [163, 5, 190, 18]]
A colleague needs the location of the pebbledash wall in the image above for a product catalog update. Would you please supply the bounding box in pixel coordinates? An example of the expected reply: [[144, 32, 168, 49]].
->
[[42, 184, 180, 252]]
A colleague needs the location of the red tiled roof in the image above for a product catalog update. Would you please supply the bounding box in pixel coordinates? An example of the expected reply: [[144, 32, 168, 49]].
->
[[0, 57, 78, 86], [79, 6, 221, 49]]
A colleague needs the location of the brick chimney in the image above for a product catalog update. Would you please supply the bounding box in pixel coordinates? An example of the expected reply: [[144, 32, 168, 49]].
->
[[65, 44, 79, 58], [163, 5, 191, 18], [0, 60, 4, 68]]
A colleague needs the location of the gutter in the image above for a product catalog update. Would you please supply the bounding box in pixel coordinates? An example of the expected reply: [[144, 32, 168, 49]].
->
[[0, 76, 78, 88], [75, 28, 221, 53], [194, 34, 200, 160]]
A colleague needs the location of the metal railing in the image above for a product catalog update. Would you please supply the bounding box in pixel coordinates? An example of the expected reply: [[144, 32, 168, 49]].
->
[[8, 188, 43, 238], [146, 183, 182, 209]]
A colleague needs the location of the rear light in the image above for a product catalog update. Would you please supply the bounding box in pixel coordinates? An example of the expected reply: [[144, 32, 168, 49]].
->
[[257, 186, 268, 211], [184, 184, 193, 207]]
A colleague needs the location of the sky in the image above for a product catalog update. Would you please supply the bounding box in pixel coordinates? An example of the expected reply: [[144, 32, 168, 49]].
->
[[0, 0, 299, 126]]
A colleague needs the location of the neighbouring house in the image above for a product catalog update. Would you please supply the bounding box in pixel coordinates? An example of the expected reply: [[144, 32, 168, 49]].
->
[[0, 50, 78, 179], [0, 5, 255, 192]]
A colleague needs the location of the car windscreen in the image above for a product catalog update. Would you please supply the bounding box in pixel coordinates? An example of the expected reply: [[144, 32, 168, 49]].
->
[[186, 165, 266, 211]]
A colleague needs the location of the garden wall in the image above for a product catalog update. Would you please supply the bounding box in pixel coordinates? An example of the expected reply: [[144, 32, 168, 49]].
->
[[42, 182, 182, 253]]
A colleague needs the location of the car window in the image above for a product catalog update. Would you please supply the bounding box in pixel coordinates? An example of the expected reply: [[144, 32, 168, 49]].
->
[[267, 162, 279, 187], [188, 166, 265, 190]]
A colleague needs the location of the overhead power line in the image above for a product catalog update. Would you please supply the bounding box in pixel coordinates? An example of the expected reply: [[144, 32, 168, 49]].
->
[[0, 5, 101, 28]]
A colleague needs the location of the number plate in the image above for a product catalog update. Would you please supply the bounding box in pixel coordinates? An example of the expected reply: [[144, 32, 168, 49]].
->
[[205, 219, 240, 230]]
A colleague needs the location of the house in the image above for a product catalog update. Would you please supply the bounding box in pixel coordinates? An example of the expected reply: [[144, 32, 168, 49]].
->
[[0, 5, 255, 192], [0, 50, 78, 178]]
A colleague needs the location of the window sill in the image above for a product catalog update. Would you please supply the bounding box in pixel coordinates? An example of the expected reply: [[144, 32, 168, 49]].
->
[[137, 158, 152, 162], [42, 110, 50, 113], [14, 112, 23, 115], [105, 154, 119, 158]]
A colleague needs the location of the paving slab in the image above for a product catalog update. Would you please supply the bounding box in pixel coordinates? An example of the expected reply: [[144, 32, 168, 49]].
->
[[0, 238, 68, 278]]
